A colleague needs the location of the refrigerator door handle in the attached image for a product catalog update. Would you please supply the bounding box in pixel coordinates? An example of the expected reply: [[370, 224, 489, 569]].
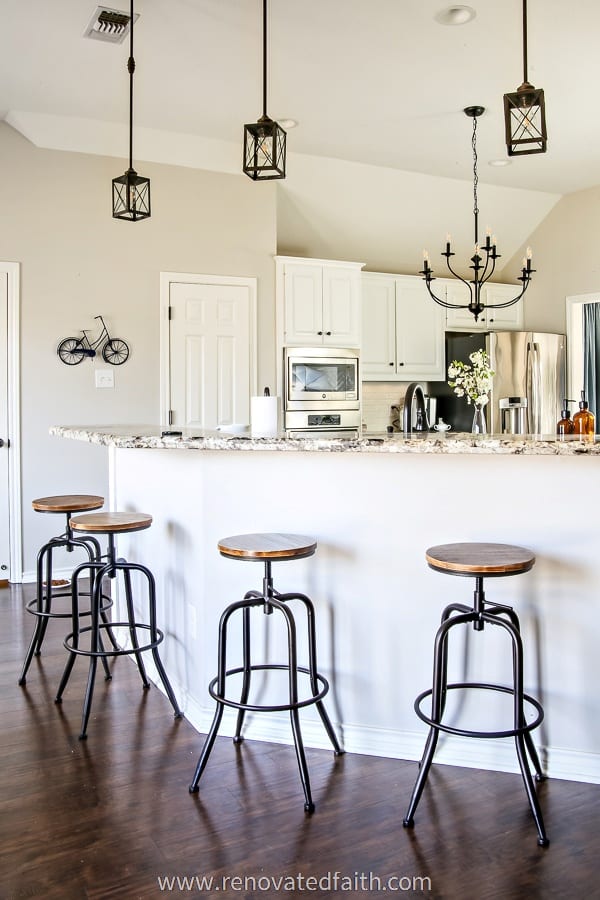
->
[[527, 341, 541, 434]]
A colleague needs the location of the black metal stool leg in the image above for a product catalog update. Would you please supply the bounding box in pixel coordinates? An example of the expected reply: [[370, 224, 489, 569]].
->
[[122, 564, 150, 689], [140, 562, 182, 718], [282, 590, 343, 756], [189, 602, 236, 792], [233, 606, 252, 742], [403, 614, 458, 827], [271, 597, 314, 813]]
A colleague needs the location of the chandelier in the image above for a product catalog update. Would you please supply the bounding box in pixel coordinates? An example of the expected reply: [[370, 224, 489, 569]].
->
[[243, 0, 287, 180], [112, 0, 151, 220], [503, 0, 547, 156], [420, 106, 535, 322]]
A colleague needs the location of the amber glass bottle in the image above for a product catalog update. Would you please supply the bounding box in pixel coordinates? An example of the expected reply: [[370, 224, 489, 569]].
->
[[573, 391, 595, 441], [557, 400, 575, 438]]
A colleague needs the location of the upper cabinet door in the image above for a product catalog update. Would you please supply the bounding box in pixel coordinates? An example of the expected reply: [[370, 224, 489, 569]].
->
[[322, 266, 361, 347], [443, 280, 487, 330], [283, 264, 323, 344], [361, 275, 397, 377], [484, 284, 524, 330], [395, 276, 445, 380]]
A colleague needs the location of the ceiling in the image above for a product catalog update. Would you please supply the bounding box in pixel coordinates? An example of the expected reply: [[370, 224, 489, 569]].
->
[[0, 0, 598, 196]]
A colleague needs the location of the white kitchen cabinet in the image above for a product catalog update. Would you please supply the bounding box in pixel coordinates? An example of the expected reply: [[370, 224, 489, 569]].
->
[[361, 272, 445, 381], [444, 280, 524, 331], [278, 256, 364, 348]]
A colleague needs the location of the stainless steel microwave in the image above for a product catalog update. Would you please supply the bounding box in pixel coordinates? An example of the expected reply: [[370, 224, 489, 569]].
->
[[284, 347, 360, 411]]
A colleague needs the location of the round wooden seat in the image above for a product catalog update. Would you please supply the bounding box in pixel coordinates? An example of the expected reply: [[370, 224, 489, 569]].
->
[[426, 542, 535, 577], [218, 533, 317, 561], [69, 512, 152, 534], [32, 494, 104, 514]]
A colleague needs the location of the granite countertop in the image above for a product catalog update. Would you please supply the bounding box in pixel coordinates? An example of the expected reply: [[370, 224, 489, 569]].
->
[[49, 425, 600, 456]]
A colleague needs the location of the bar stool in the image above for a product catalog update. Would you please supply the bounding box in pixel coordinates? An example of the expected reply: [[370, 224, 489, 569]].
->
[[403, 542, 548, 847], [54, 511, 182, 739], [18, 494, 113, 686], [189, 533, 343, 813]]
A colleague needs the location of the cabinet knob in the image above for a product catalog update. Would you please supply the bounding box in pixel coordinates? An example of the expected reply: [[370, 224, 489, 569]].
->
[[326, 331, 332, 336], [317, 331, 323, 336], [399, 361, 404, 366], [389, 362, 394, 366]]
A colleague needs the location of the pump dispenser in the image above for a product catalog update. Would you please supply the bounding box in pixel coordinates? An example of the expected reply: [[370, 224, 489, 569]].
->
[[573, 390, 595, 440], [557, 399, 575, 438]]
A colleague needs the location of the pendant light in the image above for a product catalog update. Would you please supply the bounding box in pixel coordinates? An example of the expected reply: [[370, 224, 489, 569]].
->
[[112, 0, 151, 220], [243, 0, 286, 180], [420, 107, 535, 322], [503, 0, 547, 156]]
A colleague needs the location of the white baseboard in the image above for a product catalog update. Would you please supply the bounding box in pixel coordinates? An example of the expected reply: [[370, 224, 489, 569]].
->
[[163, 683, 600, 786], [21, 566, 75, 584]]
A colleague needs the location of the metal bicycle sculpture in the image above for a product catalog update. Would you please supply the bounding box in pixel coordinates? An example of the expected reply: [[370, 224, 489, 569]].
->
[[57, 316, 130, 366]]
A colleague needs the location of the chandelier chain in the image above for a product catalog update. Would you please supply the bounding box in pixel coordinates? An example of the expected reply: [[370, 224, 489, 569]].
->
[[472, 114, 479, 236]]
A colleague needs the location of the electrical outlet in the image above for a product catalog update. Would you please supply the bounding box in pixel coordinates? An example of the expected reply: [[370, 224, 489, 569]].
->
[[95, 369, 114, 389]]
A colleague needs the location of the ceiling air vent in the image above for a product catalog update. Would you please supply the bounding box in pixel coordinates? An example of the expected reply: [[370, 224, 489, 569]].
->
[[83, 6, 139, 44]]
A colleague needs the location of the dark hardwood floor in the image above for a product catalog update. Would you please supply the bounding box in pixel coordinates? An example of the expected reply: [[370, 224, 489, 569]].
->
[[2, 582, 598, 899]]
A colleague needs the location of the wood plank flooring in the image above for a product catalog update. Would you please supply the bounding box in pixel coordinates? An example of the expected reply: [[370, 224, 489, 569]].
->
[[1, 582, 599, 899]]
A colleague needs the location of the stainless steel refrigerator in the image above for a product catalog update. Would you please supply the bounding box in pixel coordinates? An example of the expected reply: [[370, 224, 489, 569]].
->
[[487, 331, 566, 435], [438, 331, 566, 435]]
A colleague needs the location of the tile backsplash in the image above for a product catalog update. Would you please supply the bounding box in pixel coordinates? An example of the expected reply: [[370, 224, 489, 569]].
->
[[361, 381, 427, 433]]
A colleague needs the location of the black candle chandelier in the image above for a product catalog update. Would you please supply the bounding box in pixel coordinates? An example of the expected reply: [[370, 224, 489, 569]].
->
[[112, 0, 150, 220], [420, 107, 535, 323], [243, 0, 286, 180], [503, 0, 547, 156]]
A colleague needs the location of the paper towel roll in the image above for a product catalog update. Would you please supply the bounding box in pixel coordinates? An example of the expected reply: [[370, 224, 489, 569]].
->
[[251, 395, 278, 437]]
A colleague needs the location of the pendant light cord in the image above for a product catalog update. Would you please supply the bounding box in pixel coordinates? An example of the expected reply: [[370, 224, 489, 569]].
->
[[262, 0, 268, 117], [522, 0, 528, 83], [128, 0, 135, 170], [472, 114, 479, 247]]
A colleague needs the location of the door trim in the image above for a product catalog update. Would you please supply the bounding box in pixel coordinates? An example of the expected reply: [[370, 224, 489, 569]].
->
[[1, 261, 22, 581], [159, 271, 258, 427]]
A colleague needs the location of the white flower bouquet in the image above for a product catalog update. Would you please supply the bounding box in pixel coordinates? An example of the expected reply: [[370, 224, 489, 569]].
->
[[447, 350, 494, 406]]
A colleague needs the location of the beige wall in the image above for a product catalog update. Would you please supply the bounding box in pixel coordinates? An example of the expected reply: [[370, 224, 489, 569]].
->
[[0, 123, 276, 574], [507, 185, 600, 335]]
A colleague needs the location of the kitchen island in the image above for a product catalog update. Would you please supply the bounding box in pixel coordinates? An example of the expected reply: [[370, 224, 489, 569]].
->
[[51, 425, 600, 784]]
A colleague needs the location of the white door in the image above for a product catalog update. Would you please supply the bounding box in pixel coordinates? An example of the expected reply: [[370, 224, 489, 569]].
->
[[0, 272, 8, 580], [168, 279, 254, 429]]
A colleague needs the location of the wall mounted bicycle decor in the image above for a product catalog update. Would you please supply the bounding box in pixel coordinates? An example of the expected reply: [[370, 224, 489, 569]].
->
[[57, 316, 130, 366]]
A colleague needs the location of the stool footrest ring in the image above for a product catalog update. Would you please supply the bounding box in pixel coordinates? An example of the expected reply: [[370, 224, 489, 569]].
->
[[63, 622, 164, 658], [208, 664, 330, 713], [414, 682, 544, 739], [26, 592, 113, 620]]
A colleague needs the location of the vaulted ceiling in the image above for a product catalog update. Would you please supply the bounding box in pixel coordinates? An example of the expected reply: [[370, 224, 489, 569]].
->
[[1, 0, 598, 196]]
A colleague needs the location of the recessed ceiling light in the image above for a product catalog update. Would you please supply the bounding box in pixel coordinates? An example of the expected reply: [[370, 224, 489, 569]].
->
[[434, 6, 476, 26], [488, 158, 512, 167], [277, 118, 298, 130]]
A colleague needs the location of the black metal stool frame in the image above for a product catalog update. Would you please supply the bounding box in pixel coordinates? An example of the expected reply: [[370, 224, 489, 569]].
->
[[55, 532, 182, 739], [189, 559, 343, 813], [18, 515, 114, 686], [403, 573, 549, 847]]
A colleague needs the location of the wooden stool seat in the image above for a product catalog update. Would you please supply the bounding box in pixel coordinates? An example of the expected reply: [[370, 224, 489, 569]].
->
[[70, 512, 152, 534], [426, 542, 535, 577], [218, 533, 317, 561], [32, 494, 104, 514]]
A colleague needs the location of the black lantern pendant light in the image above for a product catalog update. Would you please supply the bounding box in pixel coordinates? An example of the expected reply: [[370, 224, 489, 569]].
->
[[420, 107, 535, 322], [503, 0, 547, 156], [112, 0, 151, 220], [243, 0, 286, 180]]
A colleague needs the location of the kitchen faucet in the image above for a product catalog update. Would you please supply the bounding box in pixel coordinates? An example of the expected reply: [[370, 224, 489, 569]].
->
[[403, 383, 429, 434]]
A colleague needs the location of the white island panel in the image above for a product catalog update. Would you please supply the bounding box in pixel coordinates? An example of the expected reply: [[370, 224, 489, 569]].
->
[[104, 443, 600, 784]]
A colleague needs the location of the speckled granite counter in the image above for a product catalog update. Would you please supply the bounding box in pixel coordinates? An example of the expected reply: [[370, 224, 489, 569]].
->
[[50, 424, 600, 455]]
